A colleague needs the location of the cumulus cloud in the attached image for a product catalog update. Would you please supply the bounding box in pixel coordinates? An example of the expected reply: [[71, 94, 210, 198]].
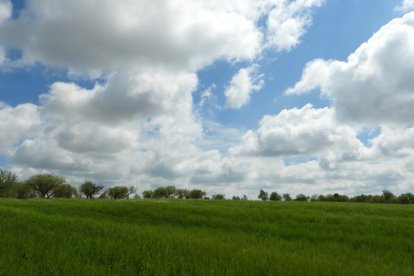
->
[[0, 103, 40, 152], [287, 12, 414, 125], [0, 0, 11, 23], [224, 64, 264, 109], [266, 0, 325, 51], [395, 0, 414, 12]]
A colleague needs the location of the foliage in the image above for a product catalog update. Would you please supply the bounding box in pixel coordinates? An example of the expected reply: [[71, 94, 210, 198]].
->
[[269, 192, 282, 201], [258, 190, 268, 201], [142, 190, 153, 199], [53, 184, 78, 198], [189, 189, 206, 199], [282, 193, 292, 201], [26, 174, 66, 198], [295, 194, 309, 201], [175, 189, 190, 199], [15, 183, 35, 199], [79, 181, 103, 199], [212, 194, 225, 200], [0, 169, 18, 197], [152, 186, 176, 199], [107, 186, 129, 199]]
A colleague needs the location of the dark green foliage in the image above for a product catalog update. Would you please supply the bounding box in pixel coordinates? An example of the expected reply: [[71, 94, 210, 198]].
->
[[397, 193, 414, 204], [295, 194, 308, 201], [26, 174, 65, 198], [317, 193, 349, 202], [175, 189, 190, 199], [142, 190, 153, 199], [269, 192, 282, 201], [258, 189, 268, 201], [127, 186, 137, 199], [189, 189, 206, 199], [212, 194, 225, 200], [1, 200, 414, 275], [107, 186, 129, 199], [282, 193, 292, 201], [15, 183, 35, 199], [0, 169, 18, 197], [79, 181, 103, 199], [53, 184, 77, 198], [232, 196, 241, 200], [152, 186, 176, 199]]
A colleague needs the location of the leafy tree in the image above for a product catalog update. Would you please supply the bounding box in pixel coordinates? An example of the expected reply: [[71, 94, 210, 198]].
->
[[189, 189, 206, 199], [295, 194, 309, 201], [282, 193, 292, 201], [269, 192, 282, 201], [242, 195, 248, 200], [398, 193, 414, 204], [152, 186, 176, 199], [53, 184, 77, 198], [142, 190, 153, 199], [80, 181, 103, 199], [382, 190, 396, 203], [232, 196, 241, 200], [107, 186, 129, 199], [26, 174, 65, 198], [175, 189, 190, 199], [15, 183, 35, 199], [99, 191, 108, 199], [212, 194, 225, 200], [258, 189, 268, 201], [0, 169, 18, 197], [127, 186, 137, 199]]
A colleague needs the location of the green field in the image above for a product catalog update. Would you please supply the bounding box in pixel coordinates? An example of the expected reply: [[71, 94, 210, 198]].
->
[[1, 199, 414, 275]]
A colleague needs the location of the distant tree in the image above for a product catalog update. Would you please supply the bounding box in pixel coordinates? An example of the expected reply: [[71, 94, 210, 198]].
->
[[397, 193, 414, 204], [107, 186, 129, 199], [0, 169, 18, 197], [99, 191, 108, 199], [26, 174, 65, 198], [127, 186, 137, 199], [175, 189, 190, 199], [189, 189, 206, 199], [295, 194, 308, 201], [80, 181, 103, 199], [232, 196, 241, 200], [152, 186, 176, 199], [133, 194, 141, 199], [310, 194, 319, 202], [258, 190, 268, 201], [212, 194, 225, 200], [242, 195, 248, 201], [15, 183, 35, 199], [382, 190, 396, 203], [142, 190, 153, 199], [53, 184, 77, 198], [282, 193, 292, 201], [269, 192, 282, 201]]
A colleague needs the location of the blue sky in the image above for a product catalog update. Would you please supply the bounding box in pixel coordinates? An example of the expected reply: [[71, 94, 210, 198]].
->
[[1, 0, 414, 197]]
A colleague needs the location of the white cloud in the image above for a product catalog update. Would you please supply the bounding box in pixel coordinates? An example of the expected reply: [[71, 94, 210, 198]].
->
[[265, 0, 325, 51], [0, 0, 11, 23], [395, 0, 414, 12], [287, 12, 414, 125], [224, 64, 264, 109], [0, 103, 40, 152]]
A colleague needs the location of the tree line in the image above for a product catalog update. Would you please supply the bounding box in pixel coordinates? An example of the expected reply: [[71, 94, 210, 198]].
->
[[1, 169, 414, 204]]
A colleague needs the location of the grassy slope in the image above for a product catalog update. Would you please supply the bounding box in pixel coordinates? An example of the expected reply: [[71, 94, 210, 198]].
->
[[0, 199, 413, 275]]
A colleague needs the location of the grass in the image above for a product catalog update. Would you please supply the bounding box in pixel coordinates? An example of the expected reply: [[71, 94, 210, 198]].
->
[[1, 199, 414, 275]]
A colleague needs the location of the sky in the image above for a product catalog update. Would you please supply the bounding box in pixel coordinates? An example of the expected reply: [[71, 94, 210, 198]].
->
[[1, 0, 414, 198]]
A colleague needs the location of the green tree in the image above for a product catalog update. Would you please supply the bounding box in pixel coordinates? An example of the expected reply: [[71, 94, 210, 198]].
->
[[15, 183, 35, 199], [232, 196, 241, 200], [189, 189, 206, 199], [0, 169, 18, 197], [398, 193, 414, 204], [142, 190, 153, 199], [107, 186, 129, 199], [26, 174, 65, 198], [282, 193, 292, 201], [258, 189, 268, 201], [295, 194, 309, 201], [382, 190, 396, 203], [269, 192, 282, 201], [127, 186, 137, 199], [53, 184, 77, 198], [212, 194, 225, 200], [80, 181, 103, 199], [175, 189, 190, 199]]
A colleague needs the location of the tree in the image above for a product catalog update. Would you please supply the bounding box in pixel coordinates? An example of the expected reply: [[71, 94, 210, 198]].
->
[[398, 193, 414, 204], [232, 196, 241, 200], [26, 174, 65, 198], [53, 184, 77, 198], [269, 192, 282, 201], [212, 194, 225, 200], [282, 193, 292, 201], [152, 186, 176, 199], [142, 190, 153, 199], [0, 169, 18, 197], [189, 189, 206, 199], [295, 194, 309, 201], [175, 189, 190, 199], [127, 186, 137, 199], [15, 183, 35, 199], [107, 186, 129, 199], [382, 190, 396, 203], [258, 190, 268, 201], [80, 181, 103, 199]]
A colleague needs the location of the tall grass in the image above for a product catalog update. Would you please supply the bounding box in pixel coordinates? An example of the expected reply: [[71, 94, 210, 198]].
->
[[1, 199, 413, 275]]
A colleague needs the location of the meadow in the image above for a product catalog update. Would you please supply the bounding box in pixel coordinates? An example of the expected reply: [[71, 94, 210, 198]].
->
[[1, 199, 414, 275]]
